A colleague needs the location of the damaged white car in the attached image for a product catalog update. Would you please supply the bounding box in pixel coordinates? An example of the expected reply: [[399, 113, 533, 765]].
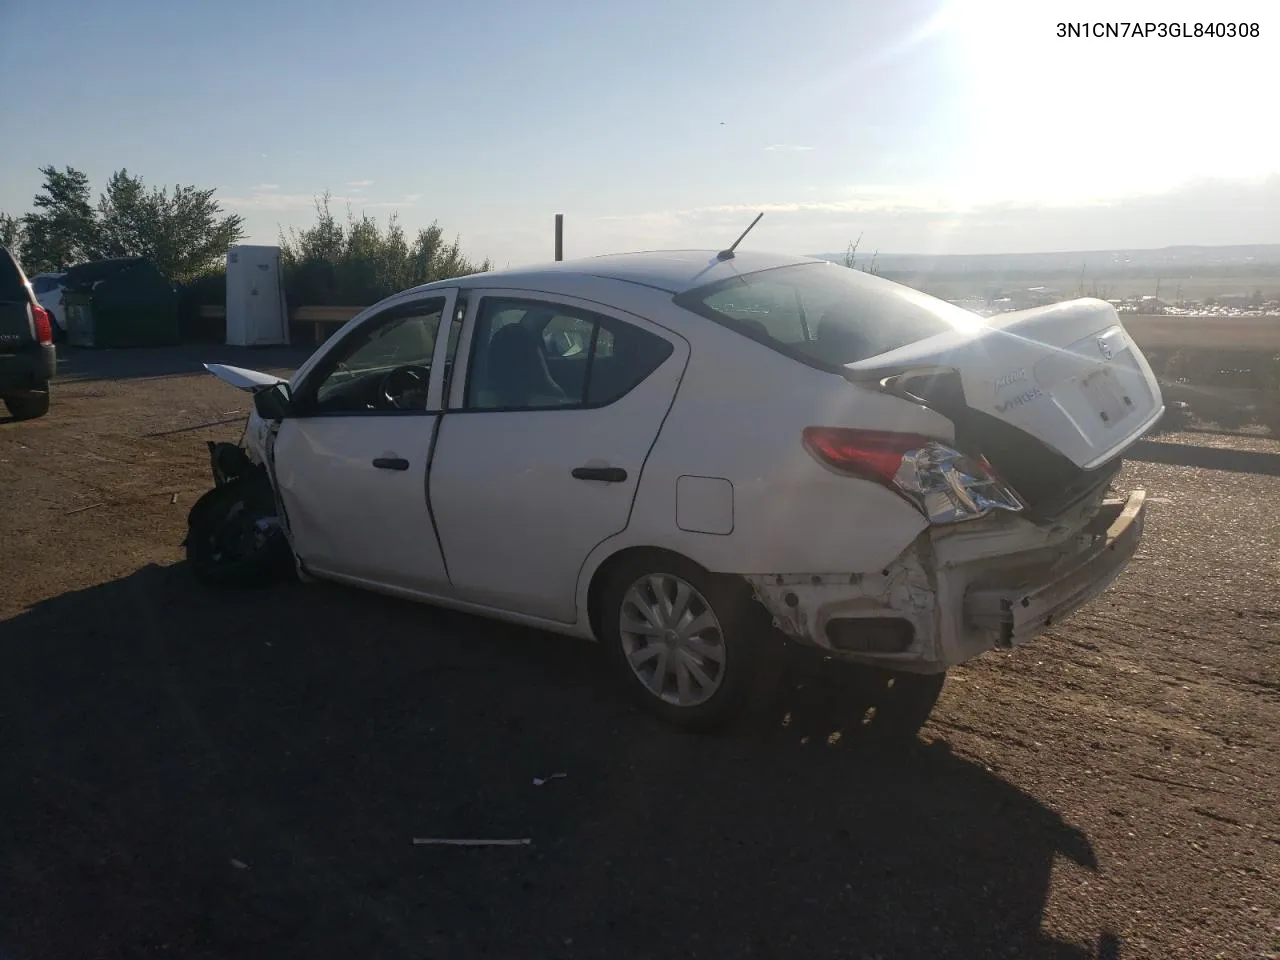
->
[[189, 249, 1161, 734]]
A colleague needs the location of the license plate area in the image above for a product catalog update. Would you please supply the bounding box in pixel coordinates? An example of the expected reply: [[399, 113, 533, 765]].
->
[[1080, 366, 1130, 428]]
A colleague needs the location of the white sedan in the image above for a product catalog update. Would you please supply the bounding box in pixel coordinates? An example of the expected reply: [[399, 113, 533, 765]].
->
[[192, 249, 1162, 733]]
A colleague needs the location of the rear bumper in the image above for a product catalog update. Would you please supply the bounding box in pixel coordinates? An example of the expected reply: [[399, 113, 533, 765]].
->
[[745, 489, 1147, 673], [962, 490, 1145, 648], [0, 343, 56, 391]]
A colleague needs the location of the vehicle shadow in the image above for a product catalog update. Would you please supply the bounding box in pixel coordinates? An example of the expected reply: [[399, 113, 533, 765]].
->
[[0, 564, 1116, 960], [1129, 438, 1280, 476], [52, 344, 312, 384]]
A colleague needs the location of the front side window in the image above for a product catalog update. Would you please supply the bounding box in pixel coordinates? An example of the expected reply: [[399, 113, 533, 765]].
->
[[465, 298, 673, 411], [305, 298, 446, 413], [676, 262, 984, 370]]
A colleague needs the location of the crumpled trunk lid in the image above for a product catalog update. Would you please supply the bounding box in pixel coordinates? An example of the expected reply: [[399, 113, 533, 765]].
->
[[846, 298, 1164, 471], [845, 298, 1164, 520]]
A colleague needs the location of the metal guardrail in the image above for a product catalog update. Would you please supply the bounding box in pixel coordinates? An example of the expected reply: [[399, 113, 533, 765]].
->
[[198, 304, 364, 344]]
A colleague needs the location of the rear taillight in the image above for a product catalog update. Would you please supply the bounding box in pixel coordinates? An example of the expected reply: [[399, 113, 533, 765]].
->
[[802, 427, 934, 486], [802, 426, 1025, 524], [31, 304, 53, 345]]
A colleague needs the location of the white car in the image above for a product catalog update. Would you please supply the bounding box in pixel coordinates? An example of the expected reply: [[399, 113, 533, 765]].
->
[[191, 249, 1162, 733], [30, 273, 67, 339]]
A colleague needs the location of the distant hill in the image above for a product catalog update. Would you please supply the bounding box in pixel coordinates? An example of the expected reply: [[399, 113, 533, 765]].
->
[[809, 244, 1280, 278]]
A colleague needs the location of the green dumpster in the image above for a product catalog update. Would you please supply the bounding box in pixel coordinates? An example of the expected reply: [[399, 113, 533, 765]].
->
[[61, 258, 179, 348]]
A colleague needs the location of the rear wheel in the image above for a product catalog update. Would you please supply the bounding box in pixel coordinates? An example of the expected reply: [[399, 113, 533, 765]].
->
[[599, 553, 775, 732], [3, 388, 50, 420]]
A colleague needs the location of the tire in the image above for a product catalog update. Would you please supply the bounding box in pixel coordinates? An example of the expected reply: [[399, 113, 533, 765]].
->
[[185, 478, 292, 588], [3, 388, 51, 421], [599, 552, 776, 733]]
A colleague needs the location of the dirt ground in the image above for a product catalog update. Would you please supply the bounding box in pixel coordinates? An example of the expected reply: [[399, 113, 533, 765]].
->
[[1120, 315, 1280, 353], [1, 347, 1277, 960]]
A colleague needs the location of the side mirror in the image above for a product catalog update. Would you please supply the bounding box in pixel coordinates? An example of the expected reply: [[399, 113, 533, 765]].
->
[[253, 382, 293, 420]]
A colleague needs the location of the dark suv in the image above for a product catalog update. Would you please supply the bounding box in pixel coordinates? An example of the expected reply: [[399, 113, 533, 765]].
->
[[0, 245, 56, 420]]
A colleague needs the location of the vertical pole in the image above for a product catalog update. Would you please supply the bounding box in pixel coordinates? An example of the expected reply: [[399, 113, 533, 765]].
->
[[554, 214, 564, 262]]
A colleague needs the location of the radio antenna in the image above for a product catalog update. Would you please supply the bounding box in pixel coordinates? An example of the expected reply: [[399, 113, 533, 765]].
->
[[716, 212, 764, 261]]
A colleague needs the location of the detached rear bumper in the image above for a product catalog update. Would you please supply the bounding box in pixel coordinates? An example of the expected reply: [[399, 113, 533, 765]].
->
[[963, 490, 1145, 648], [745, 489, 1148, 673], [0, 343, 56, 391]]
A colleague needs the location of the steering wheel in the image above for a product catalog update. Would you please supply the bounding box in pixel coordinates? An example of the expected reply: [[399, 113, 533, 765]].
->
[[380, 364, 431, 409]]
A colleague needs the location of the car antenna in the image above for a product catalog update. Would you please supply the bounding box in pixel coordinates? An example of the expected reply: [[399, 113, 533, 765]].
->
[[716, 212, 763, 261]]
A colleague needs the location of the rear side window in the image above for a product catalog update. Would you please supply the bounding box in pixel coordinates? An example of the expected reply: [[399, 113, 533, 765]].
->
[[465, 298, 673, 411], [675, 262, 982, 370]]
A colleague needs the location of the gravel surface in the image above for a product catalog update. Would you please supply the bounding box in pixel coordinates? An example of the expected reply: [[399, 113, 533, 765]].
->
[[1, 348, 1277, 960]]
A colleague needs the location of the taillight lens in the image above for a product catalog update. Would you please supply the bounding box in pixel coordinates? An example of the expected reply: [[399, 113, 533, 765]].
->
[[802, 426, 1025, 524], [31, 304, 53, 345]]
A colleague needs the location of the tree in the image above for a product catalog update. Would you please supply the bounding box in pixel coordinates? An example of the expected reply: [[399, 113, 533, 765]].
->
[[92, 168, 246, 283], [842, 234, 862, 270], [0, 214, 23, 259], [841, 234, 880, 275], [18, 165, 98, 273], [279, 194, 490, 306], [7, 165, 245, 282]]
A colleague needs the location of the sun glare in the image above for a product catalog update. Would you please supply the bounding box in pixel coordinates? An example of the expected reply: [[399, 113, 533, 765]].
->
[[938, 0, 1278, 206]]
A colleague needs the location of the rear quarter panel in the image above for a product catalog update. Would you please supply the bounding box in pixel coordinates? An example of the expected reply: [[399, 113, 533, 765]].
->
[[575, 290, 957, 619]]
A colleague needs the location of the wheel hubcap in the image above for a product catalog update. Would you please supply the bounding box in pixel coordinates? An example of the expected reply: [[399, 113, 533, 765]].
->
[[619, 574, 726, 707]]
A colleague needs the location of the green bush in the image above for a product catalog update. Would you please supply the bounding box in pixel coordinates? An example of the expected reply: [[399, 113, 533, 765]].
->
[[279, 195, 490, 307]]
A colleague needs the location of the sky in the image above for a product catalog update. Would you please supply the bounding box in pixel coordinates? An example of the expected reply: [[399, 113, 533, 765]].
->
[[2, 0, 1277, 267]]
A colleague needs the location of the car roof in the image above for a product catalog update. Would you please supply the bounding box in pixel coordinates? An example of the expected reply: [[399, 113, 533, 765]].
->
[[419, 249, 824, 297]]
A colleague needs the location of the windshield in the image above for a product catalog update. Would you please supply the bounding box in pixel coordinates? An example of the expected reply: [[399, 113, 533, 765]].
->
[[675, 261, 986, 369]]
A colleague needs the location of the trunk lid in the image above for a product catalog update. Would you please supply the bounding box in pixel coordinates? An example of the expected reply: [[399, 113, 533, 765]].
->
[[845, 298, 1164, 471]]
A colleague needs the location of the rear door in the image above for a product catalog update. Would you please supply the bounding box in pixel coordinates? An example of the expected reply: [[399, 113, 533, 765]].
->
[[428, 290, 687, 623]]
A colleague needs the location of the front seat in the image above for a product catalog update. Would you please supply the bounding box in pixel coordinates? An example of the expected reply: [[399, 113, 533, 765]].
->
[[484, 323, 569, 408]]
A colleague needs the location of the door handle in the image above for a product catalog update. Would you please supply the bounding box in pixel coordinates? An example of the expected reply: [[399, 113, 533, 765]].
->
[[372, 457, 410, 471], [572, 466, 627, 483]]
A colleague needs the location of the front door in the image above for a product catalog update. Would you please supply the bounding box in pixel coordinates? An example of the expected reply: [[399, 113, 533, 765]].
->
[[428, 292, 687, 622], [270, 290, 460, 593]]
